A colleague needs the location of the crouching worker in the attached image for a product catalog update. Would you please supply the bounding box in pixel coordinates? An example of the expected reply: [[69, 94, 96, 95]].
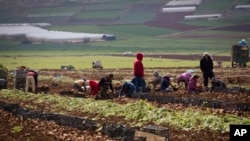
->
[[187, 75, 200, 94], [209, 77, 227, 92], [83, 79, 99, 97], [98, 74, 114, 99], [119, 81, 136, 98], [149, 71, 162, 91], [161, 73, 177, 92], [176, 71, 192, 90], [73, 79, 86, 93], [25, 70, 38, 93]]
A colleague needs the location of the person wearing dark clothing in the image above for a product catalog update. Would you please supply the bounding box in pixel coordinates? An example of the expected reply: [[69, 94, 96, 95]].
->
[[209, 77, 227, 92], [119, 81, 136, 98], [98, 74, 114, 99], [161, 73, 172, 92], [133, 52, 146, 93], [200, 52, 214, 89]]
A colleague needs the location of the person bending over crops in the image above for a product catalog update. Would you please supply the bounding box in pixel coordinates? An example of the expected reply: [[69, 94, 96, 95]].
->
[[161, 73, 177, 92], [200, 52, 214, 90], [98, 74, 114, 99], [149, 70, 162, 91], [73, 79, 86, 93], [176, 71, 192, 90], [119, 81, 136, 98], [187, 75, 200, 94], [209, 77, 227, 92], [133, 52, 146, 93], [25, 69, 38, 93], [82, 79, 99, 97]]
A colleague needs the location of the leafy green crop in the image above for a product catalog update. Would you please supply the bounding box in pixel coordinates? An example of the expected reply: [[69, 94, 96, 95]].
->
[[1, 89, 250, 133]]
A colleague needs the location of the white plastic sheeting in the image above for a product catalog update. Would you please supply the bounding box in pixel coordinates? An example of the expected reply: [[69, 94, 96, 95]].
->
[[162, 6, 196, 13], [165, 0, 202, 7], [0, 25, 110, 43], [184, 14, 222, 20], [235, 5, 250, 9]]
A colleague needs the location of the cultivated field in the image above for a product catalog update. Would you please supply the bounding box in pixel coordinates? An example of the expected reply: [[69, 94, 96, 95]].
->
[[1, 0, 250, 141]]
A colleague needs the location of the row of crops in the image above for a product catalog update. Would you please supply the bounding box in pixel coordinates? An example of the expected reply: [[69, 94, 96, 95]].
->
[[1, 89, 250, 133]]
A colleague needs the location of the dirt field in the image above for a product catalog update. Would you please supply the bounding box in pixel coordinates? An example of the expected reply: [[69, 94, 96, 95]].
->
[[1, 63, 250, 141]]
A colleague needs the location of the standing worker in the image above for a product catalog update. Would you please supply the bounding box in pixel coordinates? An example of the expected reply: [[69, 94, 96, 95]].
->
[[98, 74, 114, 99], [133, 52, 146, 93], [200, 52, 214, 90], [25, 69, 38, 93]]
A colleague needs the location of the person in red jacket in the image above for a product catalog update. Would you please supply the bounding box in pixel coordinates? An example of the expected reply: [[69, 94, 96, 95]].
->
[[133, 52, 146, 93], [83, 79, 99, 96]]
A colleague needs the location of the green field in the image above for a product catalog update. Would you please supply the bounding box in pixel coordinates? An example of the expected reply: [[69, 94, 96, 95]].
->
[[0, 0, 249, 70], [0, 55, 205, 70]]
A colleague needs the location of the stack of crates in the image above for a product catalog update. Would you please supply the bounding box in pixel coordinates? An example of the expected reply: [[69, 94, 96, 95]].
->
[[0, 64, 8, 89], [231, 45, 249, 67], [142, 125, 169, 141], [14, 69, 28, 90]]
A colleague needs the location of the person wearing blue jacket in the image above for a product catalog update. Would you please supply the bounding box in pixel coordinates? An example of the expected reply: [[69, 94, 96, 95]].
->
[[119, 81, 136, 98]]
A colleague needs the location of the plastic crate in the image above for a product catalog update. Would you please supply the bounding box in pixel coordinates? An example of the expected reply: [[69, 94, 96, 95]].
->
[[142, 125, 169, 141]]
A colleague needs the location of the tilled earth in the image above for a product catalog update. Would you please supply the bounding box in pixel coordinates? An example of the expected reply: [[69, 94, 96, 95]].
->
[[1, 64, 250, 141]]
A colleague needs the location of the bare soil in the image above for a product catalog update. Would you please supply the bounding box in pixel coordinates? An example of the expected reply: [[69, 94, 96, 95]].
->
[[1, 63, 250, 141]]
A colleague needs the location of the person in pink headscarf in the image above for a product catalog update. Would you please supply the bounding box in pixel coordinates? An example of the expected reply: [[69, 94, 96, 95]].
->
[[187, 75, 199, 94], [176, 71, 192, 90]]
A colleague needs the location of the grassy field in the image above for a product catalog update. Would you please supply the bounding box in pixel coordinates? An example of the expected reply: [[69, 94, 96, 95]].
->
[[0, 0, 248, 70], [0, 55, 207, 70]]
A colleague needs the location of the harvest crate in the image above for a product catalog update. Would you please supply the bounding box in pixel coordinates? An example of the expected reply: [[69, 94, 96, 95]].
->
[[142, 125, 169, 141]]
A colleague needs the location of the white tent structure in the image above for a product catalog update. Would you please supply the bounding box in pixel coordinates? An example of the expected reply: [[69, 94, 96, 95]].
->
[[165, 0, 202, 7], [0, 24, 113, 43], [162, 6, 196, 13], [234, 5, 250, 9], [184, 14, 222, 20]]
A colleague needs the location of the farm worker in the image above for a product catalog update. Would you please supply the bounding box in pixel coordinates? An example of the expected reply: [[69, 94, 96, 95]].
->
[[239, 39, 247, 47], [133, 52, 146, 93], [73, 79, 86, 93], [176, 71, 193, 90], [119, 81, 136, 98], [187, 75, 200, 94], [209, 77, 227, 92], [149, 70, 162, 91], [82, 79, 99, 96], [200, 52, 214, 90], [161, 73, 177, 92], [98, 74, 114, 99], [25, 70, 38, 93]]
